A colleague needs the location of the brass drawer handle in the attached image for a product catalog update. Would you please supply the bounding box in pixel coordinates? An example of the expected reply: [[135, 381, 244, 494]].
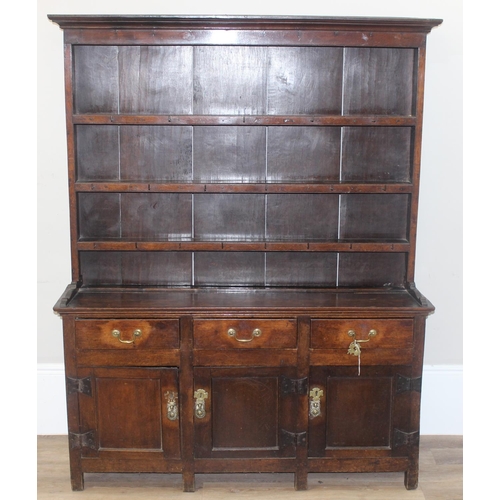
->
[[227, 327, 262, 343], [111, 328, 142, 344]]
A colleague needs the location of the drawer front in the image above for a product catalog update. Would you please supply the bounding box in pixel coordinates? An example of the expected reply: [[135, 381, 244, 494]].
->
[[75, 319, 179, 350], [193, 319, 297, 349], [311, 319, 413, 350]]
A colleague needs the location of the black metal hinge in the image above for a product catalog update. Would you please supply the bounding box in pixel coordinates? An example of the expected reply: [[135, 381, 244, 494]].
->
[[393, 429, 420, 448], [66, 376, 92, 396], [69, 430, 97, 450], [281, 429, 307, 448], [280, 376, 308, 396], [396, 374, 422, 394]]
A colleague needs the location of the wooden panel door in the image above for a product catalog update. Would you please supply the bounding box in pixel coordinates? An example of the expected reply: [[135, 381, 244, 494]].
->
[[77, 367, 180, 460], [308, 366, 413, 458], [193, 367, 298, 459]]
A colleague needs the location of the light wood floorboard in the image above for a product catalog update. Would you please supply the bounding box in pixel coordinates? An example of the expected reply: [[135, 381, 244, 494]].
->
[[37, 435, 462, 499]]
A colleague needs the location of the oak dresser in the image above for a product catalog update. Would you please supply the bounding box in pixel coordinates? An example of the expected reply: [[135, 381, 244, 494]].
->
[[49, 14, 442, 492]]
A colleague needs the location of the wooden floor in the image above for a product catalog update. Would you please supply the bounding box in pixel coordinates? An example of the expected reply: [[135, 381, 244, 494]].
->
[[37, 435, 462, 499]]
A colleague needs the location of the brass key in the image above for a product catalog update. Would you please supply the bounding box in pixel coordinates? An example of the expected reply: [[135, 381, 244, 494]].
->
[[346, 329, 377, 375]]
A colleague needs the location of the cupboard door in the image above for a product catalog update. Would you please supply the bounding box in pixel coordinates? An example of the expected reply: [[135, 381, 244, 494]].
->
[[77, 367, 180, 460], [308, 367, 412, 458], [193, 368, 298, 459]]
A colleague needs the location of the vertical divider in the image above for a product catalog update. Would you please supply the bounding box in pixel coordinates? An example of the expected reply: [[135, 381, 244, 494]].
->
[[295, 316, 311, 490], [64, 42, 79, 283], [191, 45, 196, 286], [336, 48, 347, 287], [179, 315, 195, 491], [264, 46, 269, 286], [406, 45, 427, 283]]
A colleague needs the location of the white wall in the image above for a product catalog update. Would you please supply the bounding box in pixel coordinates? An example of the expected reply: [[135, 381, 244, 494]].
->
[[36, 0, 463, 433]]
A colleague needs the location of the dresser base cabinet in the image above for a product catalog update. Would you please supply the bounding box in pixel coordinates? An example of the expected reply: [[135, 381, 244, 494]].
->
[[55, 287, 432, 492], [49, 15, 441, 492]]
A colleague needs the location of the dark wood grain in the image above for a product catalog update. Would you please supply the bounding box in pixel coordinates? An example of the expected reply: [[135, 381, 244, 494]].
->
[[95, 372, 163, 450], [343, 48, 415, 115], [119, 46, 193, 114], [267, 127, 341, 182], [179, 316, 195, 491], [75, 319, 179, 350], [193, 318, 297, 349], [194, 194, 265, 241], [56, 286, 431, 314], [193, 252, 265, 287], [76, 125, 120, 181], [193, 46, 267, 115], [267, 47, 343, 115], [72, 114, 417, 126], [310, 318, 413, 349], [48, 15, 443, 32], [338, 252, 407, 287], [193, 126, 266, 182], [120, 193, 192, 240], [266, 253, 338, 287], [339, 194, 410, 240], [120, 126, 192, 181], [341, 127, 412, 182], [267, 194, 339, 241], [194, 367, 296, 459], [73, 46, 119, 113], [326, 376, 393, 447], [79, 251, 192, 286]]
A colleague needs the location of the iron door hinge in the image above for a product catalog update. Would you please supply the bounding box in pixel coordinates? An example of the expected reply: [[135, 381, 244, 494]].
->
[[395, 374, 422, 394], [66, 376, 92, 396], [281, 429, 307, 449], [393, 429, 420, 448], [69, 430, 97, 450], [280, 376, 308, 396]]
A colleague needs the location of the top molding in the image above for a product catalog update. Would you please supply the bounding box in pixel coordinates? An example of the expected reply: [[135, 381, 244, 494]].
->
[[48, 15, 443, 33]]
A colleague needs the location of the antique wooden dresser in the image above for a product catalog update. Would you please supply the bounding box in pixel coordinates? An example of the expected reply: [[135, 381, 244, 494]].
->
[[49, 14, 442, 492]]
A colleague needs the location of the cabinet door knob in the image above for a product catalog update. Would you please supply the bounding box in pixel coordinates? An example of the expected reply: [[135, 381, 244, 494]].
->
[[111, 329, 142, 344], [164, 391, 178, 421], [194, 389, 209, 419], [227, 327, 262, 342], [309, 387, 324, 418]]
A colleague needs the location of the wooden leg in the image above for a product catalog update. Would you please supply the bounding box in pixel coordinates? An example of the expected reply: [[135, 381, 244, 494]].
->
[[68, 450, 84, 492], [405, 467, 419, 490], [404, 449, 419, 490], [183, 471, 195, 492], [70, 473, 84, 492], [67, 433, 84, 491], [294, 470, 308, 491]]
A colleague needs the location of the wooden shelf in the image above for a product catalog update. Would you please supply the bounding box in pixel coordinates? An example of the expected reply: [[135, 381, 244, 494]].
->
[[77, 239, 410, 252], [75, 182, 413, 194], [73, 114, 416, 127], [54, 284, 432, 315]]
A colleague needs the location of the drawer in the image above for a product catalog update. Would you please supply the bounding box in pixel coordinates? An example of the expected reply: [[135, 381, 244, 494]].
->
[[193, 319, 297, 349], [75, 319, 179, 350], [311, 319, 413, 350]]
